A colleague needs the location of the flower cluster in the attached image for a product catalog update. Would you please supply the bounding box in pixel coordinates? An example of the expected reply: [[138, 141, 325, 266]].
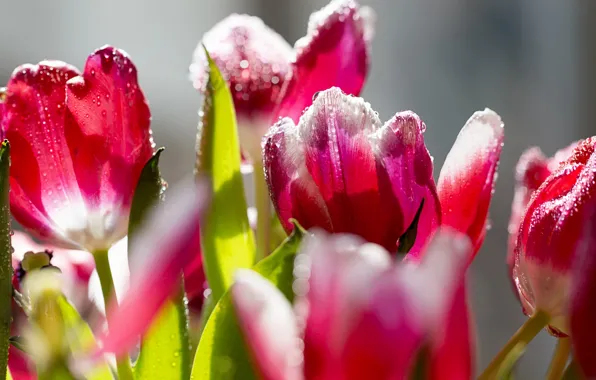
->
[[0, 0, 593, 379]]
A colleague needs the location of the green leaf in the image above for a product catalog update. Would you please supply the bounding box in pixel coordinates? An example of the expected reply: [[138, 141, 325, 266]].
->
[[196, 48, 255, 303], [57, 297, 112, 380], [0, 141, 11, 380], [409, 344, 431, 380], [128, 147, 166, 257], [127, 148, 191, 378], [397, 199, 424, 255], [190, 223, 305, 380], [5, 370, 11, 380], [134, 285, 191, 380], [8, 336, 28, 354]]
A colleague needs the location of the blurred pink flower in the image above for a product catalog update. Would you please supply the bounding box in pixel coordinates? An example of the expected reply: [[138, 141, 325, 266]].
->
[[231, 228, 473, 379]]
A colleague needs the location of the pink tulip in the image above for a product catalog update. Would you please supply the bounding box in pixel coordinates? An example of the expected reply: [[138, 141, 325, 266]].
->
[[0, 46, 154, 252], [264, 87, 504, 255], [190, 0, 374, 157], [512, 137, 596, 336], [231, 228, 473, 379]]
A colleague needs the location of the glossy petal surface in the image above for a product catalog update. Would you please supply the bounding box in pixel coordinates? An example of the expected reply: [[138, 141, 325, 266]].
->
[[274, 0, 374, 123], [436, 109, 504, 256], [1, 46, 153, 251]]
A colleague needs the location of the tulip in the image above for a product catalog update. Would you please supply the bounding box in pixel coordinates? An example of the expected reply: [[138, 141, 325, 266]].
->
[[264, 87, 504, 254], [506, 143, 577, 274], [0, 45, 154, 253], [190, 0, 374, 159], [511, 137, 596, 335], [231, 228, 473, 379]]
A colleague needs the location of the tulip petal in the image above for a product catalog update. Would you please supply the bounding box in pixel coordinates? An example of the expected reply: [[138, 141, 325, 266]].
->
[[64, 46, 154, 250], [375, 111, 441, 255], [263, 118, 332, 233], [570, 200, 596, 377], [295, 231, 393, 378], [1, 61, 81, 245], [274, 0, 374, 123], [97, 178, 210, 356], [437, 109, 504, 254], [231, 269, 302, 380]]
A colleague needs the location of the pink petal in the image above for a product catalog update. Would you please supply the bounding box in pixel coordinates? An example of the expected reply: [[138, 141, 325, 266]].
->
[[183, 248, 208, 313], [97, 178, 210, 356], [263, 118, 332, 233], [274, 0, 374, 123], [1, 61, 81, 246], [231, 269, 302, 380], [190, 14, 292, 138], [374, 111, 441, 255], [437, 109, 504, 256], [570, 200, 596, 378], [8, 344, 35, 380]]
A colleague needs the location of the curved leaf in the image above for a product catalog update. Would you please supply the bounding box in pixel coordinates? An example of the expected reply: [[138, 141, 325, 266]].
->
[[134, 286, 191, 380], [196, 49, 255, 303], [190, 223, 304, 380], [0, 141, 10, 380], [127, 148, 191, 378]]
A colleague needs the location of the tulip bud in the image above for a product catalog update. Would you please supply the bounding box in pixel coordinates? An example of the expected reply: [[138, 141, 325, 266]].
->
[[0, 46, 154, 252], [262, 87, 440, 253], [191, 0, 374, 160], [512, 137, 596, 335]]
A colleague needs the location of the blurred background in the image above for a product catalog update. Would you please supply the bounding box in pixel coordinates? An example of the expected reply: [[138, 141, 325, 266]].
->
[[0, 0, 594, 377]]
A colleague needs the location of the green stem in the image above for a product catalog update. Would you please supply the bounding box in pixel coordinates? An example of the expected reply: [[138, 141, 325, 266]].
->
[[562, 359, 586, 380], [547, 338, 571, 380], [93, 250, 134, 380], [253, 158, 271, 262], [479, 310, 549, 380]]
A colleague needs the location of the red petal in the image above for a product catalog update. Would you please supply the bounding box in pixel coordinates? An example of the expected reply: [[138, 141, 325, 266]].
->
[[375, 111, 440, 255], [428, 284, 475, 380], [570, 199, 596, 377], [64, 46, 153, 247], [1, 61, 81, 245], [437, 109, 504, 257], [98, 178, 209, 356], [231, 270, 302, 380], [274, 0, 374, 123], [191, 14, 292, 133]]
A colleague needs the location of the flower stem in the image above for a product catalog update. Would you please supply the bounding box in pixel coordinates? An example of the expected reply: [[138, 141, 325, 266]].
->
[[546, 338, 571, 380], [478, 310, 549, 380], [93, 250, 134, 380], [253, 158, 271, 262]]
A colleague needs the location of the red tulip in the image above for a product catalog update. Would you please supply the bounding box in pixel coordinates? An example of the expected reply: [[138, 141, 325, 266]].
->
[[0, 46, 154, 252], [231, 228, 473, 379], [264, 87, 504, 254], [512, 137, 596, 335], [190, 0, 374, 157], [506, 143, 577, 274]]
